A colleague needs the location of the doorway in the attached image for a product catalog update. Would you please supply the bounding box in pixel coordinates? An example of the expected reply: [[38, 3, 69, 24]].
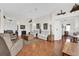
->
[[62, 24, 71, 35], [62, 24, 71, 42], [65, 24, 70, 34]]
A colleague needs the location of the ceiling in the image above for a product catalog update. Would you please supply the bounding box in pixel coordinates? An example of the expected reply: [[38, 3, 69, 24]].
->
[[0, 3, 74, 20]]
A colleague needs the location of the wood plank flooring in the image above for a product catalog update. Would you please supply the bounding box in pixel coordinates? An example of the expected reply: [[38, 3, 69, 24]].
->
[[17, 38, 63, 56]]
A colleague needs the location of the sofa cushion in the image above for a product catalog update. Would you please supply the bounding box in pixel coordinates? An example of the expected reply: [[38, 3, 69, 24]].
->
[[0, 36, 11, 56], [0, 33, 13, 50]]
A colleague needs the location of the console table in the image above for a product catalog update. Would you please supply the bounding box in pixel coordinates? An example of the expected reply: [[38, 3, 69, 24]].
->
[[21, 35, 28, 40], [62, 42, 79, 56], [21, 34, 34, 41]]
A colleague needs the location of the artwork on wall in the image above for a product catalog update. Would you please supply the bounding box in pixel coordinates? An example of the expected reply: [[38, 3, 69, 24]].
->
[[20, 25, 25, 29]]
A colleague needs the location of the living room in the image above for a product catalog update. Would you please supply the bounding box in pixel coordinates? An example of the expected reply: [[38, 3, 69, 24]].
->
[[0, 3, 79, 56]]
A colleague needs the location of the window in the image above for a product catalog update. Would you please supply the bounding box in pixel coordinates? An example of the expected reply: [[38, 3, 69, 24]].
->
[[36, 23, 40, 29], [43, 23, 48, 30]]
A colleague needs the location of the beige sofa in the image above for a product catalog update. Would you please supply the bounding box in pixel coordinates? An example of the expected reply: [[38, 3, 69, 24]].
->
[[0, 33, 23, 56], [0, 35, 10, 56]]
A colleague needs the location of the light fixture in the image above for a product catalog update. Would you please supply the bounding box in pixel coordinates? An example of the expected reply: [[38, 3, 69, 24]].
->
[[8, 19, 12, 21], [3, 16, 6, 19], [29, 19, 32, 23]]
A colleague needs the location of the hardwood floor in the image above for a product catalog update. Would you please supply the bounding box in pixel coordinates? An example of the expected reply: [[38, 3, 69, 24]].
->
[[17, 38, 63, 56]]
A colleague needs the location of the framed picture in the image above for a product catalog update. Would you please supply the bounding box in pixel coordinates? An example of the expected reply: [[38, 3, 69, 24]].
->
[[20, 25, 25, 29]]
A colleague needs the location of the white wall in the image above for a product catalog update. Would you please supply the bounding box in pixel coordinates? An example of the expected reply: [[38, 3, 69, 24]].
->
[[52, 20, 62, 40], [58, 15, 79, 35], [4, 17, 17, 33], [0, 9, 17, 33], [16, 19, 30, 36], [52, 11, 79, 40], [74, 16, 79, 32], [0, 9, 4, 33], [58, 17, 75, 35], [32, 17, 52, 33]]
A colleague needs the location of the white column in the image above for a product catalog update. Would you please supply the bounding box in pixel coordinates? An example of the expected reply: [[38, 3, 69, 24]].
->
[[53, 20, 62, 40], [17, 25, 21, 36], [0, 9, 4, 33], [17, 22, 21, 36], [52, 16, 62, 40]]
